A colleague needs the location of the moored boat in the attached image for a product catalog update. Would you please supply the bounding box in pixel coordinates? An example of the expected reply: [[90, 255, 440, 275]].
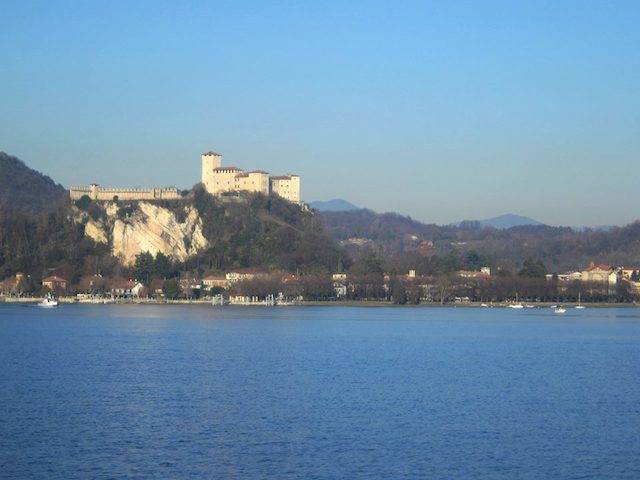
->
[[575, 292, 586, 309], [37, 294, 58, 308]]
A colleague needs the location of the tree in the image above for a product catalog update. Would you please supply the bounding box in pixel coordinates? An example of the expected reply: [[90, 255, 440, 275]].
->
[[351, 251, 384, 276], [518, 258, 547, 279], [435, 275, 453, 304], [75, 195, 91, 211], [391, 279, 407, 304], [153, 252, 172, 278], [134, 252, 154, 285], [162, 279, 181, 299], [464, 250, 486, 270]]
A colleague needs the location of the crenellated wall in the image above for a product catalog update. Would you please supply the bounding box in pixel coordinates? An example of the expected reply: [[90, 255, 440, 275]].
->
[[70, 184, 180, 201]]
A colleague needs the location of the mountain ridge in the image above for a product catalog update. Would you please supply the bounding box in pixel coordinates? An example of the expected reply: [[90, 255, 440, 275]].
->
[[475, 213, 544, 229], [309, 198, 359, 212], [0, 151, 67, 213]]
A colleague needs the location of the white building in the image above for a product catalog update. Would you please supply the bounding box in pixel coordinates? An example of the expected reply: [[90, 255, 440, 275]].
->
[[201, 151, 301, 203]]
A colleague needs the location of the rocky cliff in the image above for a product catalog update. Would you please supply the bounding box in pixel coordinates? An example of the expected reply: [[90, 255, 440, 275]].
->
[[75, 201, 208, 265]]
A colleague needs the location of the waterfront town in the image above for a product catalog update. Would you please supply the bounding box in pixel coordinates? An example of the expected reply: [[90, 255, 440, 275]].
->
[[2, 261, 640, 305], [3, 149, 640, 306]]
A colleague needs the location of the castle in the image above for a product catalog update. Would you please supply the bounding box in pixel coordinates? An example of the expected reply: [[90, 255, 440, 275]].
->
[[69, 184, 180, 201], [69, 150, 300, 203], [200, 152, 300, 203]]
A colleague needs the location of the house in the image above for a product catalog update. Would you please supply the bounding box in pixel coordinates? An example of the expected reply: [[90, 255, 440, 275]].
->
[[619, 267, 640, 280], [110, 279, 145, 298], [179, 276, 202, 293], [457, 270, 491, 279], [333, 282, 347, 298], [581, 264, 617, 285], [42, 275, 68, 294], [417, 240, 436, 256], [546, 271, 583, 282], [225, 268, 270, 283], [202, 275, 229, 290]]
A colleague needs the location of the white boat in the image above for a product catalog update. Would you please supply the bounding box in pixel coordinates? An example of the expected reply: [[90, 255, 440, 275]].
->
[[211, 294, 227, 306], [508, 293, 524, 308], [554, 307, 566, 314], [37, 294, 58, 308], [575, 293, 586, 309]]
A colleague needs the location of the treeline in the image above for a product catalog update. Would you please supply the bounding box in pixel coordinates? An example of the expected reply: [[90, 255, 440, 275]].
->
[[320, 209, 640, 273], [0, 207, 113, 285], [186, 187, 348, 273]]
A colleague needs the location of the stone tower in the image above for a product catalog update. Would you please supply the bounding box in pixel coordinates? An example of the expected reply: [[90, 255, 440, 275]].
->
[[201, 151, 222, 194]]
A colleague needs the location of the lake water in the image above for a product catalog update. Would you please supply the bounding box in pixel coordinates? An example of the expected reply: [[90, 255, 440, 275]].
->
[[1, 304, 639, 479]]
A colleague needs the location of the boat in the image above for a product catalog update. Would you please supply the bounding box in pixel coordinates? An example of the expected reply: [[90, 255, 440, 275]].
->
[[508, 294, 524, 309], [575, 292, 586, 309], [554, 307, 566, 314], [37, 293, 58, 308], [211, 294, 227, 306]]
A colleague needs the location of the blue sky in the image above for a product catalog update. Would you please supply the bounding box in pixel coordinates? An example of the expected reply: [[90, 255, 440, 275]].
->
[[1, 1, 639, 225]]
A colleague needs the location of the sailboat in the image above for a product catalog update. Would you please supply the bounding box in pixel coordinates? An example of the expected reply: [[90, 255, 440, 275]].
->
[[575, 292, 586, 309], [508, 293, 524, 309]]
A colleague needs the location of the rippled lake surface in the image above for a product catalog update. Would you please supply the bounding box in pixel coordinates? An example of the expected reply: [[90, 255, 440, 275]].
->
[[1, 304, 639, 479]]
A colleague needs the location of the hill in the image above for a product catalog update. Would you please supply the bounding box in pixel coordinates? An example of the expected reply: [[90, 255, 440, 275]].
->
[[319, 208, 640, 273], [309, 199, 359, 212], [0, 153, 346, 284], [477, 213, 544, 229], [0, 152, 66, 213]]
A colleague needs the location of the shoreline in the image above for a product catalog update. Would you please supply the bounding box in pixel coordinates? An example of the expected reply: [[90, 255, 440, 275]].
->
[[1, 297, 638, 308]]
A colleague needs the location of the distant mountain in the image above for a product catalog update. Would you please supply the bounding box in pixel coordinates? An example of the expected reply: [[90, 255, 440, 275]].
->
[[309, 199, 359, 212], [0, 152, 67, 213], [476, 213, 544, 229]]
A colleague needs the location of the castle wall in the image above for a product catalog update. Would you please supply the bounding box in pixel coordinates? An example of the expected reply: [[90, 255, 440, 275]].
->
[[270, 175, 300, 203], [70, 186, 180, 201], [235, 171, 270, 195], [210, 168, 241, 195]]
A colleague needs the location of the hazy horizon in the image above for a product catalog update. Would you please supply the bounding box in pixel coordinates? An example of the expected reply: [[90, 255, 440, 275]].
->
[[2, 1, 639, 226]]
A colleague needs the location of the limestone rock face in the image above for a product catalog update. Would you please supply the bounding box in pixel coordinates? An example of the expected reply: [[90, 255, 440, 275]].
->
[[84, 219, 108, 244], [72, 201, 208, 266], [111, 203, 207, 265]]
